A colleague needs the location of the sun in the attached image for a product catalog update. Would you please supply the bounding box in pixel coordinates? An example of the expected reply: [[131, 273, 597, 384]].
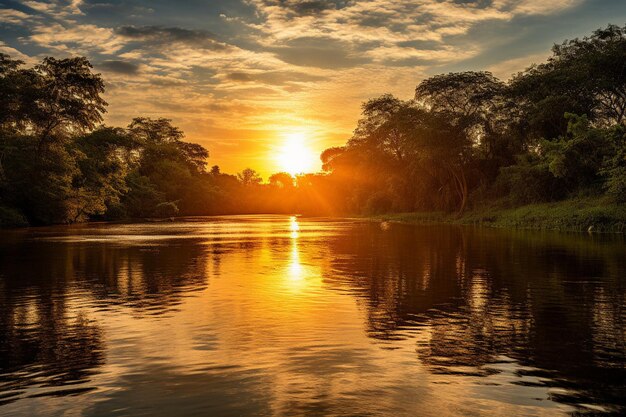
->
[[276, 132, 317, 176]]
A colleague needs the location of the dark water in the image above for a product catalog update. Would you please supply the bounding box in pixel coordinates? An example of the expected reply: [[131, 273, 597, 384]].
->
[[0, 216, 624, 416]]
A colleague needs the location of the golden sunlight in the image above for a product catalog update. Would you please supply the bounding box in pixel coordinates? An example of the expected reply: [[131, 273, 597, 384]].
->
[[289, 215, 300, 239], [276, 132, 317, 176]]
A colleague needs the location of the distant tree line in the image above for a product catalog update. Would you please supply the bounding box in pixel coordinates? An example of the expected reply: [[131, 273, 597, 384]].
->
[[1, 24, 626, 227]]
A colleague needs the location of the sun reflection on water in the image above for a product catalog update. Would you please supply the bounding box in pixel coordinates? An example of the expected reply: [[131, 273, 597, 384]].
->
[[284, 215, 320, 291], [287, 216, 303, 286], [289, 215, 299, 239], [288, 243, 303, 282], [1, 217, 625, 416]]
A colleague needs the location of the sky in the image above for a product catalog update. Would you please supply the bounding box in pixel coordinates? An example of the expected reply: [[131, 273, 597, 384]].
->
[[1, 0, 626, 178]]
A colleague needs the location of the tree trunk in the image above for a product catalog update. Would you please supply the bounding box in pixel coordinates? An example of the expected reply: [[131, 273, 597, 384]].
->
[[445, 162, 468, 217]]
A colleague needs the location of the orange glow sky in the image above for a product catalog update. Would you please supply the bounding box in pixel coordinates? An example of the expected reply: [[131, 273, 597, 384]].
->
[[2, 0, 626, 178]]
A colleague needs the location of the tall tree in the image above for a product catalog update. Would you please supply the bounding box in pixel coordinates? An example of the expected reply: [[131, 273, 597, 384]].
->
[[237, 168, 262, 186], [550, 24, 626, 126], [128, 117, 184, 144], [508, 24, 626, 141], [415, 71, 515, 165], [31, 57, 107, 147], [122, 118, 209, 217], [269, 172, 294, 188]]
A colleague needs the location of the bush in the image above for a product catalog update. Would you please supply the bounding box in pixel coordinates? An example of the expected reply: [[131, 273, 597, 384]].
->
[[494, 156, 562, 205], [604, 166, 626, 203], [600, 127, 626, 203], [363, 191, 393, 214], [0, 206, 28, 228], [103, 202, 128, 220], [153, 201, 179, 218], [542, 114, 613, 191]]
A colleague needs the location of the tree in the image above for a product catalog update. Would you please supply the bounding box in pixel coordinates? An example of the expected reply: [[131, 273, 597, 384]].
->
[[0, 54, 29, 132], [415, 71, 504, 124], [128, 117, 208, 172], [0, 136, 80, 224], [237, 168, 262, 186], [73, 127, 138, 220], [30, 57, 107, 147], [269, 172, 294, 188], [128, 117, 184, 144], [508, 24, 626, 141], [415, 71, 517, 178], [122, 118, 210, 217], [351, 94, 414, 163], [542, 114, 613, 192], [599, 124, 626, 203], [342, 93, 476, 214], [0, 55, 110, 224], [177, 141, 209, 173], [121, 173, 166, 218], [549, 24, 626, 126], [409, 111, 475, 214]]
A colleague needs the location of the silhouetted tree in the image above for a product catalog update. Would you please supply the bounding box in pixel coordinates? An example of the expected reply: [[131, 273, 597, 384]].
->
[[237, 168, 262, 186], [269, 172, 294, 188], [3, 23, 626, 225], [32, 57, 107, 148]]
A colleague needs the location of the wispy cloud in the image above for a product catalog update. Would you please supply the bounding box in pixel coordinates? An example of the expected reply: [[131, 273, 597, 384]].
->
[[99, 59, 140, 75], [0, 8, 32, 24], [25, 23, 124, 54], [115, 26, 231, 51]]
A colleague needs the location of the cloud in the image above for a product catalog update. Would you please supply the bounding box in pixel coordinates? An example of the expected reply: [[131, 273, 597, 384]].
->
[[510, 0, 583, 15], [0, 8, 32, 24], [26, 23, 124, 54], [99, 59, 140, 74], [269, 36, 371, 69], [21, 0, 84, 17], [260, 0, 350, 16], [115, 26, 231, 51], [396, 39, 442, 49], [225, 70, 328, 85], [226, 72, 254, 82], [0, 41, 32, 62]]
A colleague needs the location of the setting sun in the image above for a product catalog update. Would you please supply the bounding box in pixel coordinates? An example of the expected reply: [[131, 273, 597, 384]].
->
[[2, 2, 626, 416], [275, 132, 318, 176]]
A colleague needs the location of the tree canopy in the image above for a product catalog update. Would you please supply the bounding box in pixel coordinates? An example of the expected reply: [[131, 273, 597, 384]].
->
[[2, 24, 626, 227]]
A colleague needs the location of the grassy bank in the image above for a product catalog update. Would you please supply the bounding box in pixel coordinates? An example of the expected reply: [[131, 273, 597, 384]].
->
[[371, 198, 626, 233]]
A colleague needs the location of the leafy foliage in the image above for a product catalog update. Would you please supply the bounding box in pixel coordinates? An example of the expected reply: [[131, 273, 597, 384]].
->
[[319, 24, 626, 216], [237, 168, 262, 186], [2, 23, 626, 227]]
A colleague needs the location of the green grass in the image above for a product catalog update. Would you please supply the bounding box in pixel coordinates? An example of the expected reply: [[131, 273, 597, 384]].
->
[[370, 198, 626, 233]]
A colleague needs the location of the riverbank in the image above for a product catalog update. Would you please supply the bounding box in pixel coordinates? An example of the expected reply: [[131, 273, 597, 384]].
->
[[371, 198, 626, 233], [4, 199, 626, 233]]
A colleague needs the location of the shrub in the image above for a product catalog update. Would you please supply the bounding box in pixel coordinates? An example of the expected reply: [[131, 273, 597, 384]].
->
[[494, 156, 562, 205], [604, 166, 626, 203], [0, 206, 28, 228], [153, 201, 179, 218], [364, 191, 393, 214]]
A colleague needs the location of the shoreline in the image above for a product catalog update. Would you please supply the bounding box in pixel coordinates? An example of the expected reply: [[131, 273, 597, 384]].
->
[[369, 199, 626, 234], [3, 200, 626, 234]]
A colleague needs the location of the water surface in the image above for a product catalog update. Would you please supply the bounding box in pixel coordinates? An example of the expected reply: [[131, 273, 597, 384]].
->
[[0, 216, 624, 416]]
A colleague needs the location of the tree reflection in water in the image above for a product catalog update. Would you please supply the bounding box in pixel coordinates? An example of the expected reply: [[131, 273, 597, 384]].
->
[[322, 224, 626, 413], [0, 219, 624, 416], [0, 233, 211, 405]]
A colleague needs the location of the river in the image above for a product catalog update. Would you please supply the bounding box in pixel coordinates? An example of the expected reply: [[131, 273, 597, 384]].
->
[[0, 216, 624, 416]]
